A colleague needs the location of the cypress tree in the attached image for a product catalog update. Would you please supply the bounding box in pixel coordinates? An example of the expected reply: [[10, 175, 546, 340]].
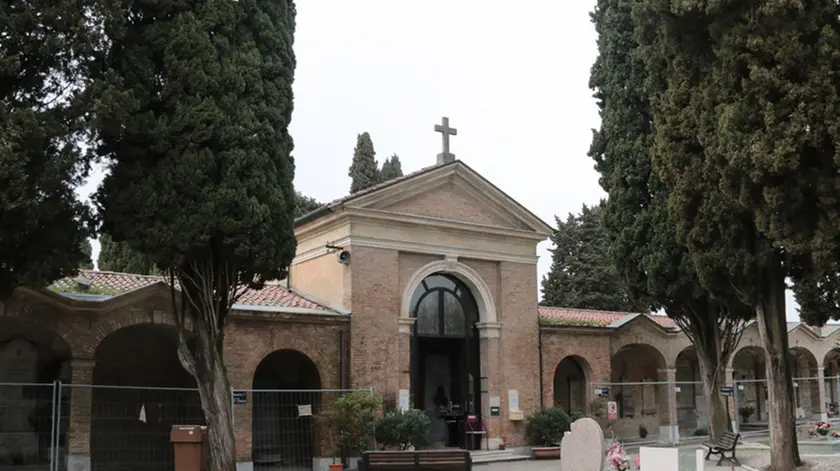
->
[[93, 1, 298, 469], [0, 0, 98, 294], [294, 191, 323, 218], [636, 1, 840, 466], [349, 132, 381, 193], [589, 0, 750, 441], [380, 154, 404, 181], [541, 203, 646, 312], [79, 240, 94, 270], [98, 233, 156, 274]]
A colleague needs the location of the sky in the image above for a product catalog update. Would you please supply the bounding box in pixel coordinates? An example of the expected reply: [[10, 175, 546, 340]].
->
[[76, 0, 803, 322]]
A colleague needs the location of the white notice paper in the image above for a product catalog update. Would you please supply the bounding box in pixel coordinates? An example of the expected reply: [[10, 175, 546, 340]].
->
[[398, 389, 410, 411], [508, 389, 520, 412], [298, 404, 312, 417]]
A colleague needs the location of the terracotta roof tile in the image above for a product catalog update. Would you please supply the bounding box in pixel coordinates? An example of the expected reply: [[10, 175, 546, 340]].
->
[[538, 306, 678, 329], [51, 270, 337, 312]]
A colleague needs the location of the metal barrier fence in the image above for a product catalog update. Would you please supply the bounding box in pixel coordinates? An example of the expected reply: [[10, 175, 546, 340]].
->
[[590, 376, 840, 446], [239, 388, 373, 471], [0, 382, 373, 471]]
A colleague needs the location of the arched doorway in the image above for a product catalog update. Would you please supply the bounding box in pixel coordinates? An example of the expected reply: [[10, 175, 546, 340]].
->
[[610, 343, 667, 439], [731, 346, 766, 423], [553, 356, 590, 415], [251, 349, 321, 470], [92, 324, 202, 471], [409, 273, 481, 449], [675, 347, 701, 432], [789, 347, 820, 420], [0, 317, 72, 468]]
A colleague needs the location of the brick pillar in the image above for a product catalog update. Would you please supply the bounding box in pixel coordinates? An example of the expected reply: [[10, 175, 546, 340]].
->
[[227, 365, 253, 471], [67, 358, 95, 471], [657, 368, 678, 444], [477, 322, 503, 450], [818, 367, 829, 421], [232, 396, 252, 471]]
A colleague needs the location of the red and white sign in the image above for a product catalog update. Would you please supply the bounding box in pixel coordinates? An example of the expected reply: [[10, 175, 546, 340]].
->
[[607, 401, 618, 421]]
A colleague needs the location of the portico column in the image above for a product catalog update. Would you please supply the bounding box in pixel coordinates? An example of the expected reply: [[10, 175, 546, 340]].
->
[[67, 358, 95, 471], [818, 367, 829, 422], [725, 368, 738, 433], [477, 322, 502, 450], [657, 368, 679, 444], [397, 317, 415, 401]]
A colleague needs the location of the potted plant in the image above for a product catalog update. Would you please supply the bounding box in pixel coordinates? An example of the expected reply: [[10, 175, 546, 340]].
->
[[319, 391, 381, 470], [738, 405, 756, 423], [524, 407, 571, 459], [318, 405, 345, 471]]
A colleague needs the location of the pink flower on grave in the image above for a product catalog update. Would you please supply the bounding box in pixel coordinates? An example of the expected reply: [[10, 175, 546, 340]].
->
[[634, 453, 641, 469]]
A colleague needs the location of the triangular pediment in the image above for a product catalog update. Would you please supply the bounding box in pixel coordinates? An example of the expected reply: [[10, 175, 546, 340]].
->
[[341, 161, 553, 235]]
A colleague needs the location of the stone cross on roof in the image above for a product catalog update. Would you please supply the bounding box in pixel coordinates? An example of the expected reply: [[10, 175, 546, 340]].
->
[[434, 116, 458, 164]]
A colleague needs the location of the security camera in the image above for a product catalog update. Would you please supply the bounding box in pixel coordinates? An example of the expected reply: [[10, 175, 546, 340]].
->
[[338, 250, 351, 265]]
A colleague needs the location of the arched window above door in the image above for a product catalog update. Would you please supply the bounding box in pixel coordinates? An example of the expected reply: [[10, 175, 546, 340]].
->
[[410, 274, 478, 337]]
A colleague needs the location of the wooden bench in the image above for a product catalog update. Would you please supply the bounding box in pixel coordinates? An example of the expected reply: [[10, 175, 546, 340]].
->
[[703, 431, 740, 466], [360, 450, 472, 471]]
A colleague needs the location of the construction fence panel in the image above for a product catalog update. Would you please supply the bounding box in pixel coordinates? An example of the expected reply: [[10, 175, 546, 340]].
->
[[0, 382, 63, 471], [590, 380, 675, 447], [241, 388, 375, 471], [64, 384, 205, 471]]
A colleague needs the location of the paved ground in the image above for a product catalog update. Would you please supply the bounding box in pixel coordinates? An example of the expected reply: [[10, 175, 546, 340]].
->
[[473, 445, 838, 471]]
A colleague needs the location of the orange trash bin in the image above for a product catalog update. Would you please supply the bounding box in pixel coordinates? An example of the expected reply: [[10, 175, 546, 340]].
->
[[171, 425, 209, 471]]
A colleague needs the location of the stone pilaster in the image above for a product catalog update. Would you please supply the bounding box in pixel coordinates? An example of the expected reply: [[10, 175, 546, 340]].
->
[[67, 358, 95, 471], [818, 367, 829, 421], [397, 317, 416, 395], [477, 322, 502, 450], [725, 368, 738, 433]]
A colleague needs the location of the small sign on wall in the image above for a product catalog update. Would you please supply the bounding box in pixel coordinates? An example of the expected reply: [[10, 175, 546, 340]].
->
[[595, 388, 610, 397], [507, 389, 520, 412], [233, 391, 247, 404], [398, 389, 410, 411], [298, 404, 312, 417], [607, 401, 617, 421], [490, 406, 500, 416]]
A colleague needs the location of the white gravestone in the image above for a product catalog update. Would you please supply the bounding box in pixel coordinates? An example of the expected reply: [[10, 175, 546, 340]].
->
[[560, 418, 605, 471], [639, 446, 679, 471], [0, 339, 40, 464]]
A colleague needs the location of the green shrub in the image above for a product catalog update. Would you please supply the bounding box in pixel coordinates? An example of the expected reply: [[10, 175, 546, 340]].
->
[[589, 398, 607, 418], [693, 427, 709, 437], [570, 410, 585, 422], [524, 407, 571, 446], [318, 391, 382, 456], [375, 409, 431, 450]]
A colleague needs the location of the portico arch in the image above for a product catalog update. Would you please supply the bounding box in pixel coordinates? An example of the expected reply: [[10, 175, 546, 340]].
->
[[400, 258, 497, 324]]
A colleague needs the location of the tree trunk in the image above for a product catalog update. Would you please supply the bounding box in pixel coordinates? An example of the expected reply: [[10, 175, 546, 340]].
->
[[178, 329, 237, 471], [756, 260, 801, 471], [197, 361, 236, 471], [696, 354, 729, 441]]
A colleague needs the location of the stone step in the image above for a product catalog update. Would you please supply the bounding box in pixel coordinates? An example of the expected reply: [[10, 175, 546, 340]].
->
[[470, 449, 531, 464]]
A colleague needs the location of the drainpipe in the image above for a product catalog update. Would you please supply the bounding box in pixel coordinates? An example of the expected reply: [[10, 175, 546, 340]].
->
[[339, 328, 349, 390], [538, 321, 545, 408]]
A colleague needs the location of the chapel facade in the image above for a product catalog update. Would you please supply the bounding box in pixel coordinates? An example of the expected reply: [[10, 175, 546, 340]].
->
[[2, 157, 840, 471]]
